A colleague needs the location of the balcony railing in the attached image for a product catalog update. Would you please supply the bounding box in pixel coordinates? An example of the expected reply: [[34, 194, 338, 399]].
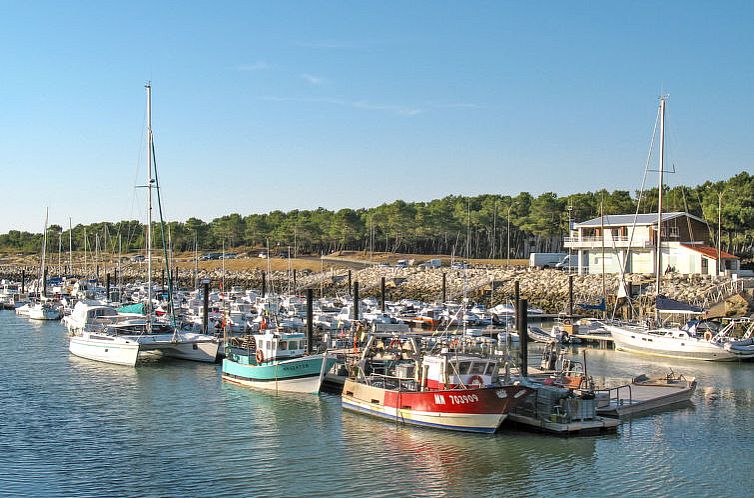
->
[[563, 236, 653, 248]]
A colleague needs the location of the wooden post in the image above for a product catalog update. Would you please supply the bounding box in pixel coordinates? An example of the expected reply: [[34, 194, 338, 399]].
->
[[306, 288, 314, 354], [381, 276, 386, 312], [518, 298, 528, 377], [202, 281, 210, 334], [353, 281, 359, 321]]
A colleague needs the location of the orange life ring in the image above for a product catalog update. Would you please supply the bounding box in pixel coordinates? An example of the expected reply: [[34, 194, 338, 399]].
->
[[704, 331, 713, 341], [256, 349, 264, 363], [468, 375, 484, 387]]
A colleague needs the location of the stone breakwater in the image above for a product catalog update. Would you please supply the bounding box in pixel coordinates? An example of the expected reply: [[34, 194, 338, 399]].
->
[[1, 264, 733, 313]]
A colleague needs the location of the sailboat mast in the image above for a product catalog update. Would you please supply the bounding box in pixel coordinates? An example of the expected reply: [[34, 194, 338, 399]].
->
[[655, 97, 666, 297], [146, 82, 153, 326], [68, 217, 72, 274], [40, 208, 49, 298]]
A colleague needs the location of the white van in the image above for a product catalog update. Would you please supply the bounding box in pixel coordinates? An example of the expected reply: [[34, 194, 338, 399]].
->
[[555, 254, 580, 271], [528, 252, 566, 269]]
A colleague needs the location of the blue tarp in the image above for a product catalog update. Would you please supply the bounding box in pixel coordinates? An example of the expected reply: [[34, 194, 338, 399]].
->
[[116, 303, 145, 315], [656, 295, 704, 314]]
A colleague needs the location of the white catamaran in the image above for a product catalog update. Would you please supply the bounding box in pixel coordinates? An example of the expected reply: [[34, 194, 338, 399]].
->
[[68, 83, 219, 366]]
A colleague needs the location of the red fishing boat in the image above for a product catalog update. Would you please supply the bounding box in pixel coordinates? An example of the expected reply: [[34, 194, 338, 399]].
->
[[341, 336, 531, 433]]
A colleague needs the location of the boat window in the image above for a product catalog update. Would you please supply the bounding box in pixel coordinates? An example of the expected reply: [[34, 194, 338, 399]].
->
[[288, 340, 298, 350], [457, 361, 471, 375], [485, 363, 497, 375], [279, 341, 288, 350], [469, 362, 486, 375]]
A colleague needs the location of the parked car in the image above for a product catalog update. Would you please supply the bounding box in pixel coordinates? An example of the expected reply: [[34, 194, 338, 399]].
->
[[451, 261, 468, 269]]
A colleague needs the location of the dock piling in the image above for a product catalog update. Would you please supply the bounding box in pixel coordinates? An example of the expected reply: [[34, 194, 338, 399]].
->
[[518, 297, 528, 377], [306, 288, 314, 354]]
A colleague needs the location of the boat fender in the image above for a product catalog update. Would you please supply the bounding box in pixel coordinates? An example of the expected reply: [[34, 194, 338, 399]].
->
[[468, 375, 484, 387], [704, 331, 713, 341], [256, 349, 264, 363]]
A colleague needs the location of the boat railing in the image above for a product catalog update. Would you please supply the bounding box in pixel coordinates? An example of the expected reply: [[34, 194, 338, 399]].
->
[[363, 373, 419, 392], [596, 384, 633, 407]]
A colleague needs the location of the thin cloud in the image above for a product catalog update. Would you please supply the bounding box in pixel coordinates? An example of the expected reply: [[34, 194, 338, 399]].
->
[[292, 40, 380, 50], [260, 96, 422, 116], [300, 73, 325, 85], [237, 61, 269, 71]]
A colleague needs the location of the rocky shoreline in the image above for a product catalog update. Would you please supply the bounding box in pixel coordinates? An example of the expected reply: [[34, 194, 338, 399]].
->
[[2, 263, 743, 315]]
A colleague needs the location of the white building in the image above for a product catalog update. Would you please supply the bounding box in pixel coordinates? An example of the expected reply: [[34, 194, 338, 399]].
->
[[563, 211, 740, 276]]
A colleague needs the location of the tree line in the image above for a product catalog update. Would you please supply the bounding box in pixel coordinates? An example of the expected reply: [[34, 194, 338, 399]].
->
[[2, 171, 752, 260]]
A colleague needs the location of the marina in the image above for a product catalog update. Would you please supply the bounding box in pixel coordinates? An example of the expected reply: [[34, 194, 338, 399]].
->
[[2, 3, 754, 496], [3, 310, 754, 496]]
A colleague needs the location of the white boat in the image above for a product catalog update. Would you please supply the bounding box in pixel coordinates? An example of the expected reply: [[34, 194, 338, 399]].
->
[[68, 83, 219, 367], [604, 322, 751, 361], [28, 302, 62, 321]]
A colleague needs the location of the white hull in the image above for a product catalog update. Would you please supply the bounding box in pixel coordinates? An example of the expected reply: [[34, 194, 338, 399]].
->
[[28, 307, 62, 320], [222, 373, 324, 394], [69, 332, 219, 366], [605, 324, 743, 361], [342, 396, 507, 433], [69, 333, 141, 366]]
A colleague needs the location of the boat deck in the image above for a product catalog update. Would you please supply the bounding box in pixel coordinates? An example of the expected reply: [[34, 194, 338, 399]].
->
[[504, 412, 619, 436], [596, 380, 696, 418]]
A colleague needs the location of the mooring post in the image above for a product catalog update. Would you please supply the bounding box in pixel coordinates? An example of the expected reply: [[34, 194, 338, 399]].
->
[[442, 273, 447, 303], [353, 281, 360, 321], [381, 276, 386, 312], [348, 270, 352, 294], [261, 271, 266, 298], [21, 269, 25, 294], [106, 273, 111, 302], [518, 298, 529, 377], [306, 288, 314, 354], [202, 281, 209, 334], [568, 274, 574, 317]]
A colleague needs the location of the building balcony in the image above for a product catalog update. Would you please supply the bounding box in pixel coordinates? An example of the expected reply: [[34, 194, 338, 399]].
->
[[563, 236, 653, 249]]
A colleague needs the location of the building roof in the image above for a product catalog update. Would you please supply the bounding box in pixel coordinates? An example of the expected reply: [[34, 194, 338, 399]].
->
[[575, 211, 706, 228], [680, 244, 738, 260]]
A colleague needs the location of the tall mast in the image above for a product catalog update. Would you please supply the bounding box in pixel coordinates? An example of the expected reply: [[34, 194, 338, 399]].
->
[[68, 217, 73, 274], [655, 97, 666, 298], [40, 208, 49, 298], [146, 82, 153, 329]]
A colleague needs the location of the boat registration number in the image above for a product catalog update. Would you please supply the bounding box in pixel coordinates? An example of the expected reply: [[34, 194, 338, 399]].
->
[[447, 394, 479, 405]]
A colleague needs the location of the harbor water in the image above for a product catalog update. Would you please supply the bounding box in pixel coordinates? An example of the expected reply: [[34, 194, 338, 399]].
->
[[2, 312, 754, 497]]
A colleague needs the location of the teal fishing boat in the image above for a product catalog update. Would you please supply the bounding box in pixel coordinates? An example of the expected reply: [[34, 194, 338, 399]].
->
[[222, 331, 335, 394]]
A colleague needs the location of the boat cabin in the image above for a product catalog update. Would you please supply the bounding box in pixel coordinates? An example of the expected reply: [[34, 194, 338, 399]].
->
[[253, 331, 307, 363], [422, 354, 500, 390]]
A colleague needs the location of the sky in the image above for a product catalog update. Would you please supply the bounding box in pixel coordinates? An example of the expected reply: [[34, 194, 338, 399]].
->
[[1, 1, 752, 232]]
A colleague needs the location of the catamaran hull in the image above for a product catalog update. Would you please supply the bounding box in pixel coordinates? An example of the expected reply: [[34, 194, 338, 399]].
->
[[605, 325, 745, 361], [144, 341, 220, 363], [222, 355, 335, 394], [68, 336, 140, 366], [341, 381, 530, 433]]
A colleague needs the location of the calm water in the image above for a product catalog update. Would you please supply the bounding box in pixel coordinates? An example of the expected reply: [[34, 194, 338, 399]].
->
[[1, 312, 753, 497]]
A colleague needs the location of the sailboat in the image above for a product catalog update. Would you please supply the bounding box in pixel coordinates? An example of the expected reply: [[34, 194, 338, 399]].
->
[[68, 83, 219, 366], [603, 97, 754, 361], [28, 208, 62, 321]]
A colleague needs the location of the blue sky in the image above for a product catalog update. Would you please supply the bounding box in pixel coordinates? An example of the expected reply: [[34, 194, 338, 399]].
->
[[2, 1, 752, 232]]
